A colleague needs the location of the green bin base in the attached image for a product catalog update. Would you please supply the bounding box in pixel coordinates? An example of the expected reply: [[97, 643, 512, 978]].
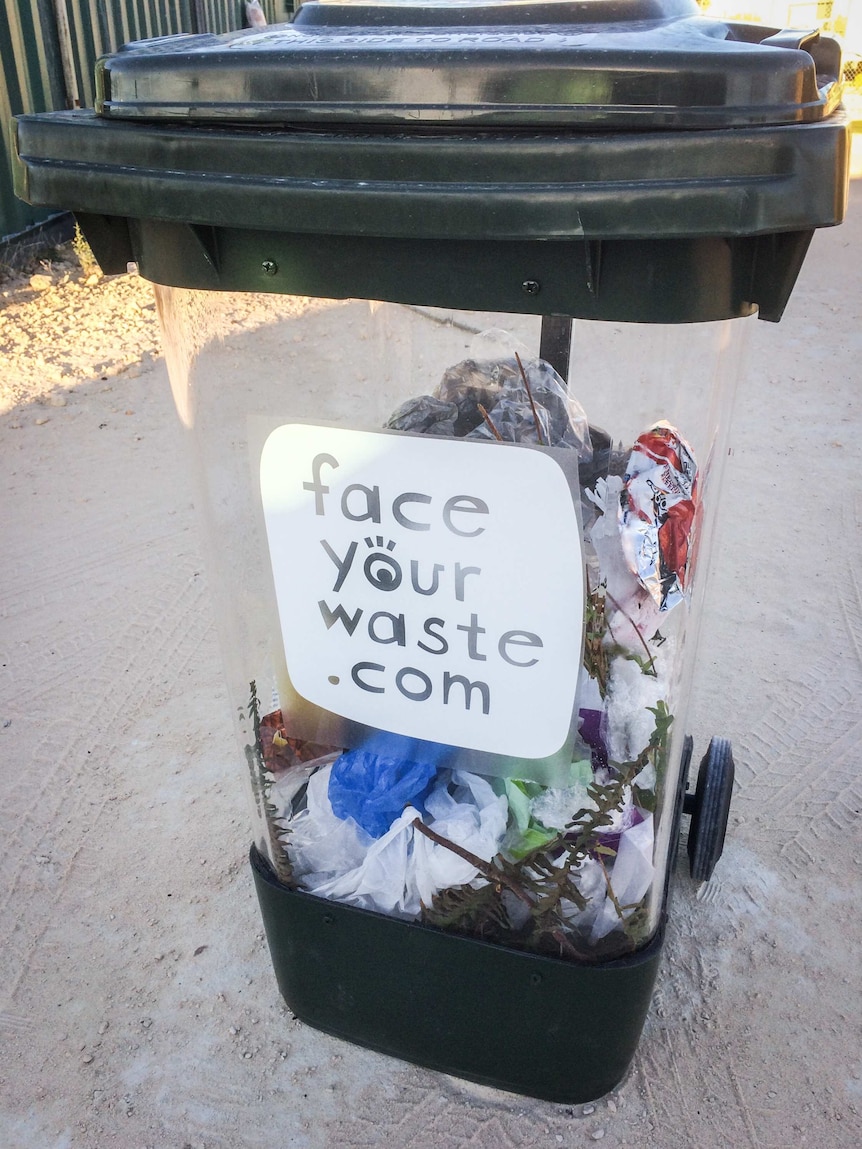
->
[[251, 845, 663, 1103]]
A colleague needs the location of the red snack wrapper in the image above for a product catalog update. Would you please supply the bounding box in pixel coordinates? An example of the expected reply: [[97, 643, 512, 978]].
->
[[619, 422, 698, 612]]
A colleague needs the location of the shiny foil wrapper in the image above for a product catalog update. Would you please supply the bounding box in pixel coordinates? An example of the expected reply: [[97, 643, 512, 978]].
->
[[619, 422, 698, 612]]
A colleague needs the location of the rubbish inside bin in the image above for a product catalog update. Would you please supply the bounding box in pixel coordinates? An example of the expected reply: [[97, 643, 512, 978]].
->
[[249, 350, 694, 961], [620, 423, 698, 612], [279, 760, 509, 918], [386, 352, 591, 455], [327, 731, 451, 838]]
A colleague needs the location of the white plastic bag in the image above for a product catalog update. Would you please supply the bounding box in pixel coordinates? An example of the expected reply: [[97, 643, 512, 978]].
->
[[590, 815, 655, 941], [282, 764, 508, 919]]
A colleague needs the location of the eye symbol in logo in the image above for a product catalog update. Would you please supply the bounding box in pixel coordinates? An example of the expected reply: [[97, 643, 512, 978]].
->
[[363, 537, 401, 591]]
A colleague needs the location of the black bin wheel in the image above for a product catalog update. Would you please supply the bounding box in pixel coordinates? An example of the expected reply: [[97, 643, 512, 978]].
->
[[686, 737, 735, 883]]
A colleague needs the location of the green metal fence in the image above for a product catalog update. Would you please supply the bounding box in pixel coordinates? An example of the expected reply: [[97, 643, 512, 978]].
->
[[2, 0, 289, 243], [2, 0, 65, 240]]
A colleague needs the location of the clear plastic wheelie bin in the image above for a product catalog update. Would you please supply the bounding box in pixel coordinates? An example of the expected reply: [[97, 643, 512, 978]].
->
[[13, 0, 849, 1102]]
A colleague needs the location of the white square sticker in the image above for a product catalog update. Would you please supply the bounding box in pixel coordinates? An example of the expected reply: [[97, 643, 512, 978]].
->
[[260, 424, 584, 768]]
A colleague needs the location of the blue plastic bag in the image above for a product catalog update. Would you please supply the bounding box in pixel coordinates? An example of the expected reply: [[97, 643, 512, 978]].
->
[[328, 732, 450, 838]]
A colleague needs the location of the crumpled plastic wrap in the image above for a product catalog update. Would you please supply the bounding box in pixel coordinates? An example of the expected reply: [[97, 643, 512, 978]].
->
[[619, 422, 698, 612], [284, 762, 508, 918], [527, 767, 647, 847], [384, 394, 457, 437], [586, 474, 663, 648], [604, 655, 665, 764], [528, 763, 595, 833], [387, 353, 592, 459], [434, 356, 508, 436]]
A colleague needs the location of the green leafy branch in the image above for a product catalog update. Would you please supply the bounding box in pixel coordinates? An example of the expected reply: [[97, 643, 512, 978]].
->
[[421, 701, 673, 959]]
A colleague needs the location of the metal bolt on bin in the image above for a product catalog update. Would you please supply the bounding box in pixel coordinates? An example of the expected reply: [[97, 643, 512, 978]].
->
[[14, 0, 849, 1103]]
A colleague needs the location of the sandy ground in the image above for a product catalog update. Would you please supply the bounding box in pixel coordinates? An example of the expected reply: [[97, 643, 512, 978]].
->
[[1, 178, 860, 1148]]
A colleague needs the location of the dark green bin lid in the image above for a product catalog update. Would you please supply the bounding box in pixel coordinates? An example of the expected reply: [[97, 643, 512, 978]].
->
[[96, 0, 842, 129], [12, 0, 850, 322]]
